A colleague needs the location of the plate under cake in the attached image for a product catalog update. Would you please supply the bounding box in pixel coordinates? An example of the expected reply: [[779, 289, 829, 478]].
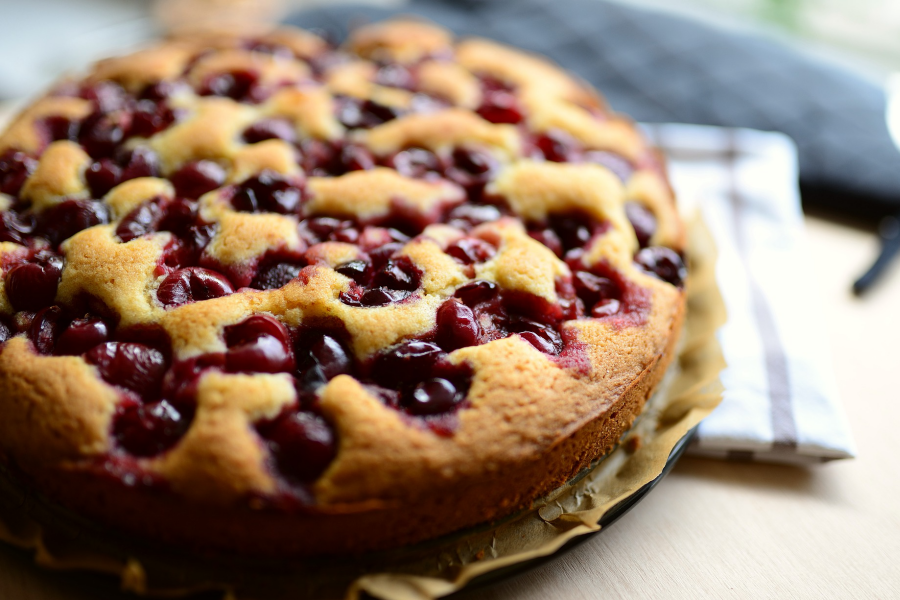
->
[[0, 19, 686, 556]]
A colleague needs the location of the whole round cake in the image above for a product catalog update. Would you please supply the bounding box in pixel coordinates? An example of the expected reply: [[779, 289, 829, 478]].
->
[[0, 19, 686, 556]]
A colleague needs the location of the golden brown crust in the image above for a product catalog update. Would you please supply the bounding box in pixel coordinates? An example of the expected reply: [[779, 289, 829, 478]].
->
[[0, 18, 689, 556]]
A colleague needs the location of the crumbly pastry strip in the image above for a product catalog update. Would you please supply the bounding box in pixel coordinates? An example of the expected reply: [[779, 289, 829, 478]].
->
[[0, 19, 686, 555]]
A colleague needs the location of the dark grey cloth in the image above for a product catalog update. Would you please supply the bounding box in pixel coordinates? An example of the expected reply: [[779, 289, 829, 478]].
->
[[285, 0, 900, 220]]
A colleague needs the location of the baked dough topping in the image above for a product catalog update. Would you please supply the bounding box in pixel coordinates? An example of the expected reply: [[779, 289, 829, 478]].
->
[[0, 20, 685, 507]]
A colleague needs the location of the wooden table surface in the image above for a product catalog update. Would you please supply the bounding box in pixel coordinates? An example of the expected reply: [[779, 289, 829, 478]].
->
[[0, 211, 896, 599]]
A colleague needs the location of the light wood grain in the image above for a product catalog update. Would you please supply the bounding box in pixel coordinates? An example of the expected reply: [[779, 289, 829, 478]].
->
[[0, 201, 896, 596]]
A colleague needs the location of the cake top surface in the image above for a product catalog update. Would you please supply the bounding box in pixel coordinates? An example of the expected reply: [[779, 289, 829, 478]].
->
[[0, 19, 686, 507]]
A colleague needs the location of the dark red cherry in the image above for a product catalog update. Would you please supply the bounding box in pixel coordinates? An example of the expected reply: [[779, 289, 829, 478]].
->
[[78, 110, 131, 159], [85, 159, 121, 197], [385, 147, 442, 178], [308, 335, 352, 380], [55, 317, 109, 355], [518, 330, 558, 354], [336, 97, 400, 129], [406, 378, 463, 415], [79, 81, 128, 113], [512, 318, 562, 354], [113, 399, 191, 457], [436, 299, 480, 350], [41, 115, 78, 142], [635, 246, 687, 287], [0, 210, 35, 245], [367, 240, 404, 269], [157, 197, 199, 236], [373, 340, 444, 387], [445, 203, 503, 229], [116, 199, 164, 242], [242, 118, 297, 144], [335, 260, 369, 285], [299, 216, 346, 244], [118, 146, 161, 181], [534, 131, 580, 163], [139, 81, 178, 102], [232, 171, 303, 214], [338, 144, 375, 172], [28, 306, 63, 354], [298, 138, 337, 174], [251, 261, 304, 290], [225, 314, 294, 373], [261, 411, 336, 483], [477, 89, 523, 124], [37, 199, 110, 246], [170, 160, 225, 199], [373, 257, 420, 291], [625, 202, 657, 248], [0, 150, 38, 196], [452, 147, 494, 175], [157, 267, 234, 308], [5, 257, 62, 311], [130, 99, 176, 138], [360, 287, 409, 306], [573, 270, 621, 312], [454, 279, 499, 307], [548, 213, 594, 254], [200, 69, 261, 102], [446, 237, 495, 265], [528, 227, 563, 257], [86, 342, 167, 399]]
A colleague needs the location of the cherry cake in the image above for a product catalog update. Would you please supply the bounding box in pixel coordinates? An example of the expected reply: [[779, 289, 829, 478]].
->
[[0, 20, 687, 556]]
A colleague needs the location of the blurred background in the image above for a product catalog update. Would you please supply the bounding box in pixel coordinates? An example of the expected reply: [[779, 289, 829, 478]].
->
[[0, 0, 897, 101]]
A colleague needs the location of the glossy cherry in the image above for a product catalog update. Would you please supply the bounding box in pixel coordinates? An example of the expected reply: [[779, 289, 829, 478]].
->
[[85, 159, 122, 197], [0, 210, 35, 245], [242, 118, 297, 144], [170, 160, 226, 199], [436, 299, 480, 350], [5, 255, 63, 311], [0, 150, 37, 196], [406, 378, 463, 415], [28, 306, 64, 355], [37, 199, 110, 246], [157, 267, 234, 308], [372, 257, 420, 292], [454, 279, 499, 307], [55, 317, 109, 355], [372, 340, 445, 387], [130, 99, 176, 138], [307, 335, 352, 380], [86, 342, 167, 399], [200, 69, 262, 102], [224, 314, 294, 373], [116, 199, 164, 242], [445, 203, 503, 230], [385, 147, 442, 178], [334, 260, 369, 284], [635, 246, 687, 287], [78, 109, 131, 159], [113, 399, 191, 457], [260, 410, 337, 483], [446, 237, 495, 265], [231, 172, 303, 214], [625, 202, 657, 248]]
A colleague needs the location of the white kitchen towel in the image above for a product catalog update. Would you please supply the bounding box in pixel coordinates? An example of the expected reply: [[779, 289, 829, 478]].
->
[[642, 123, 856, 464]]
